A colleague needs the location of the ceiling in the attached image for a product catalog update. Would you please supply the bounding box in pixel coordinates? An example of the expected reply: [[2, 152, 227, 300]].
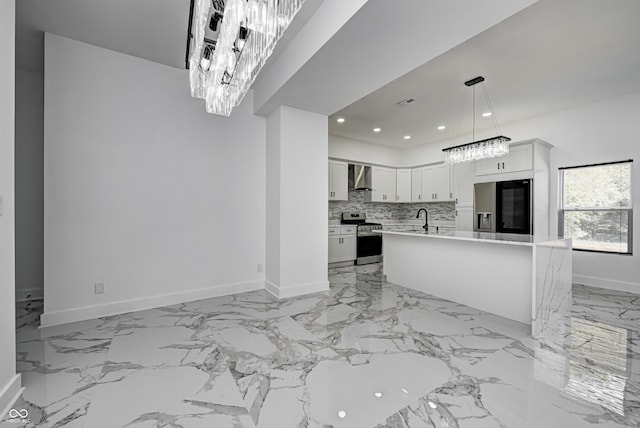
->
[[328, 0, 640, 149], [16, 0, 192, 72]]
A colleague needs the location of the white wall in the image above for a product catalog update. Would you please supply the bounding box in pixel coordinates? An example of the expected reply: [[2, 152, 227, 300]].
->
[[329, 135, 404, 166], [330, 91, 640, 292], [497, 91, 640, 292], [43, 34, 266, 325], [266, 106, 328, 297], [15, 69, 44, 301], [265, 109, 281, 286], [0, 0, 21, 417]]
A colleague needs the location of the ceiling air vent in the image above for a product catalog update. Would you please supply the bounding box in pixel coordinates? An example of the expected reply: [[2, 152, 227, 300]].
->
[[395, 98, 415, 107]]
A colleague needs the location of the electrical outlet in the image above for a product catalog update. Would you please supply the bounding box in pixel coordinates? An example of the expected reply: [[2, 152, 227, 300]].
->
[[257, 264, 263, 273], [94, 282, 105, 295]]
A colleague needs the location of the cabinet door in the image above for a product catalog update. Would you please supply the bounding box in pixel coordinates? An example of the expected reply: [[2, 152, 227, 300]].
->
[[396, 169, 412, 202], [453, 162, 475, 205], [328, 162, 333, 199], [411, 168, 422, 202], [340, 235, 357, 261], [421, 166, 437, 201], [475, 157, 500, 176], [455, 206, 474, 231], [331, 161, 349, 201], [503, 144, 532, 173], [370, 167, 385, 202], [328, 236, 341, 263], [384, 168, 397, 202], [436, 164, 451, 201]]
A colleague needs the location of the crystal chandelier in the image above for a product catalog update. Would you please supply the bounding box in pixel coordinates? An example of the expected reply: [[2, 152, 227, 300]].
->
[[443, 76, 511, 164], [188, 0, 306, 116]]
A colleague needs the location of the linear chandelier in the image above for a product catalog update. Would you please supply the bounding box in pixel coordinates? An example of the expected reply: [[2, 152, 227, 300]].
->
[[189, 0, 305, 116], [443, 76, 511, 164]]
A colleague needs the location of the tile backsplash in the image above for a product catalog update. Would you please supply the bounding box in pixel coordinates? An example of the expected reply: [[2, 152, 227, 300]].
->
[[329, 190, 455, 223]]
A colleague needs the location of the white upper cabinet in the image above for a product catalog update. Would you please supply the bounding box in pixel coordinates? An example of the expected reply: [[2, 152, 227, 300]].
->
[[476, 144, 533, 176], [421, 166, 437, 201], [414, 164, 452, 202], [452, 161, 475, 206], [396, 169, 412, 202], [411, 168, 422, 202], [436, 164, 453, 201], [370, 166, 396, 202], [328, 160, 348, 201]]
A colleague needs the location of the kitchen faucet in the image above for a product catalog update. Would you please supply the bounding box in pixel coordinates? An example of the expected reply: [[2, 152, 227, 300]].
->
[[416, 208, 429, 232]]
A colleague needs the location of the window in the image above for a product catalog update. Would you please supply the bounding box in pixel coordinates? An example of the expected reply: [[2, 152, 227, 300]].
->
[[559, 160, 633, 254]]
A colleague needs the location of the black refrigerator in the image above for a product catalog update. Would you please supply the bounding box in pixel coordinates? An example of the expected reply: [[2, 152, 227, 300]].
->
[[496, 179, 532, 234], [474, 179, 532, 235]]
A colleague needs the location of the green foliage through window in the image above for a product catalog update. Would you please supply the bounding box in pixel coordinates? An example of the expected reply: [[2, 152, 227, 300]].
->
[[559, 161, 633, 254]]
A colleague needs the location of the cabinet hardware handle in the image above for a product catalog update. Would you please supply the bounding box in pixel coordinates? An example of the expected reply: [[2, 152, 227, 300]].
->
[[502, 162, 505, 169], [497, 162, 500, 170], [418, 194, 421, 200]]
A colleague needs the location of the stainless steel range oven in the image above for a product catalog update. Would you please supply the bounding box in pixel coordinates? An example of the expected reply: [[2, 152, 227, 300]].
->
[[341, 212, 383, 265]]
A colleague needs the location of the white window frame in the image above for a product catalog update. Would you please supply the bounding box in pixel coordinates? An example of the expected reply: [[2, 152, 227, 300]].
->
[[558, 160, 633, 255]]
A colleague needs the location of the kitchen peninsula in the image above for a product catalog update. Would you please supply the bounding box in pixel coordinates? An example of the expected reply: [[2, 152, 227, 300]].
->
[[379, 230, 572, 335]]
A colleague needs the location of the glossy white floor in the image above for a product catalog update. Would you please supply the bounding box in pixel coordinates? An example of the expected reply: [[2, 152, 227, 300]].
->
[[3, 263, 639, 427]]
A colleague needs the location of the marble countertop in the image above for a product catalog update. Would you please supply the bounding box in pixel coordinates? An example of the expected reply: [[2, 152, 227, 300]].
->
[[328, 220, 455, 229], [376, 229, 570, 247]]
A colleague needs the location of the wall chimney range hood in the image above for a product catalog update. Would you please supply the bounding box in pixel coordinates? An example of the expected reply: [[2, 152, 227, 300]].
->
[[348, 164, 372, 191]]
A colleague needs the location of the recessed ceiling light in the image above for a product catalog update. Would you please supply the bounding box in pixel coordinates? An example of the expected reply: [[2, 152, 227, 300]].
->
[[437, 125, 446, 131], [337, 117, 345, 123], [403, 135, 411, 140], [374, 392, 383, 398], [401, 388, 409, 394], [482, 112, 492, 117], [373, 127, 381, 133], [337, 410, 347, 419], [428, 401, 437, 409]]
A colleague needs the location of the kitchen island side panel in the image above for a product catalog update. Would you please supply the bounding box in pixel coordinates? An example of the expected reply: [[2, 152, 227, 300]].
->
[[383, 234, 533, 324]]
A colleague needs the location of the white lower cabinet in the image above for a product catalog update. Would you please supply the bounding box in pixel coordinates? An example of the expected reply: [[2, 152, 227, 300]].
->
[[328, 226, 357, 263]]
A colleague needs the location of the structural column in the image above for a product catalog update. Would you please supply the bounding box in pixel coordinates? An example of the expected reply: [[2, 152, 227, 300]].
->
[[265, 105, 329, 298], [0, 0, 22, 417]]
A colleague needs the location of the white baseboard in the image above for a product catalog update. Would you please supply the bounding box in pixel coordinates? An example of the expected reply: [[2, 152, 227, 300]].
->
[[40, 280, 265, 327], [15, 287, 44, 302], [0, 374, 23, 421], [265, 280, 329, 299], [573, 274, 640, 294]]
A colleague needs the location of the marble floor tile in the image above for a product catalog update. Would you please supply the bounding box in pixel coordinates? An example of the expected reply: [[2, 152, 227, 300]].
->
[[4, 264, 639, 427]]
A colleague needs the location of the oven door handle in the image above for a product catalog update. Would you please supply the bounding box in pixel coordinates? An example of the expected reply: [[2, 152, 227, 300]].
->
[[357, 232, 381, 237]]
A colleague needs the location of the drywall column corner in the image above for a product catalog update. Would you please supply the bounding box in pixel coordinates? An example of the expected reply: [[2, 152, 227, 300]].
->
[[265, 106, 329, 298], [0, 0, 23, 417]]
